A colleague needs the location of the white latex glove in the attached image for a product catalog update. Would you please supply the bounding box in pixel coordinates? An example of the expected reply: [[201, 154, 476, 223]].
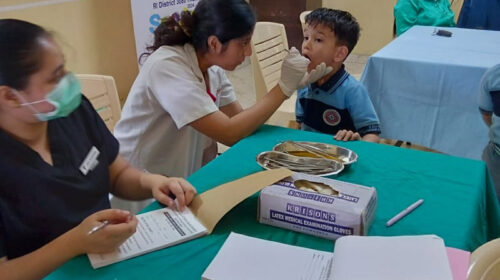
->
[[298, 62, 333, 88], [278, 47, 310, 97]]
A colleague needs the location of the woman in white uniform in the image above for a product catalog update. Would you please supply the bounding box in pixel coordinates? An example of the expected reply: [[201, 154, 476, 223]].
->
[[115, 0, 331, 177]]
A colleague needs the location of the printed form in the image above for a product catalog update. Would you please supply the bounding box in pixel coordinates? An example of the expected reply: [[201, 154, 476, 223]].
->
[[202, 232, 333, 280], [88, 207, 207, 268]]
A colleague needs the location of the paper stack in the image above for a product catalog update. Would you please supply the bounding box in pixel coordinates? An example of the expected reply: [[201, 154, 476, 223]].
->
[[203, 234, 464, 280]]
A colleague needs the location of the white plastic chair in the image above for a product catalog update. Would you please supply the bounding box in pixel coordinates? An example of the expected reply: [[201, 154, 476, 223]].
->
[[251, 22, 289, 101], [76, 74, 153, 213], [250, 22, 296, 127], [468, 238, 500, 280], [76, 74, 122, 204], [76, 74, 121, 133], [300, 11, 311, 30]]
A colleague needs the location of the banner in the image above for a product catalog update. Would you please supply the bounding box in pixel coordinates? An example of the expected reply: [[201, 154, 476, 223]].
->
[[130, 0, 200, 61]]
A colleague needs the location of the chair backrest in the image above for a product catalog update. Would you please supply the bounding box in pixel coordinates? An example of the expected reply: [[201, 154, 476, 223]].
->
[[250, 22, 289, 101], [76, 74, 121, 132], [468, 238, 500, 280], [299, 10, 311, 30]]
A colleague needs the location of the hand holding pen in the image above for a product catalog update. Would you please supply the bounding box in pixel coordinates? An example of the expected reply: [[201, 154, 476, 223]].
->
[[87, 220, 110, 235], [70, 209, 138, 255]]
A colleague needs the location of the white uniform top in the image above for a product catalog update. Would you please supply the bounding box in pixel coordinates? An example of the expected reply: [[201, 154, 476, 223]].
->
[[115, 44, 237, 177]]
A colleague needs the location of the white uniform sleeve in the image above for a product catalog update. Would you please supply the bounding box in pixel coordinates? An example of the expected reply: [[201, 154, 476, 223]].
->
[[212, 67, 237, 107], [147, 57, 218, 129]]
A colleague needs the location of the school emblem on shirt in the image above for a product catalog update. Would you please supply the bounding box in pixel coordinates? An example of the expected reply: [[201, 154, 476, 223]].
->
[[323, 109, 341, 126]]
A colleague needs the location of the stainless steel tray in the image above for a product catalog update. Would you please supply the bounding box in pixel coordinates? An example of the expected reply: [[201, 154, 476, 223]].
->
[[256, 151, 344, 176], [272, 141, 358, 165]]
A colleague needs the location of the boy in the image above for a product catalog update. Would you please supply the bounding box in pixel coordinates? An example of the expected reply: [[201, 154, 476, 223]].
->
[[479, 64, 500, 201], [296, 8, 381, 142]]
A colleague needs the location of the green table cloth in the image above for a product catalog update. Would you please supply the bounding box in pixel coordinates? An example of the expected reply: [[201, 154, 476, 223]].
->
[[47, 125, 500, 279]]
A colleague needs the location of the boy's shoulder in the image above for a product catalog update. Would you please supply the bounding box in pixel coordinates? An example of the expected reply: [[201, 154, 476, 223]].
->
[[338, 74, 369, 94], [326, 73, 367, 96], [482, 63, 500, 93]]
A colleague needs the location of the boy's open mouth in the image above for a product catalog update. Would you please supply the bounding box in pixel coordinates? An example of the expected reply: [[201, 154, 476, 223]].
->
[[303, 54, 311, 60]]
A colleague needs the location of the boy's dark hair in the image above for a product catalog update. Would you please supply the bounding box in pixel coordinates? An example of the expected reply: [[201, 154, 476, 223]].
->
[[305, 8, 360, 54], [0, 19, 50, 90]]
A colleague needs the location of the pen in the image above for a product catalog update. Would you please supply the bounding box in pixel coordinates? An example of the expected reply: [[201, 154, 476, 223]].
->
[[386, 199, 424, 227], [87, 220, 110, 235]]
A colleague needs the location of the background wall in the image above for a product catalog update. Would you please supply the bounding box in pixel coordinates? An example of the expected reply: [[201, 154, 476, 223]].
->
[[0, 0, 138, 104], [323, 0, 464, 55], [322, 0, 397, 55], [0, 0, 466, 100], [306, 0, 322, 11], [450, 0, 464, 22]]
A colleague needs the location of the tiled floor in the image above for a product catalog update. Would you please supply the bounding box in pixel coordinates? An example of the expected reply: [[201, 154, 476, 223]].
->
[[344, 54, 369, 81], [225, 57, 255, 109]]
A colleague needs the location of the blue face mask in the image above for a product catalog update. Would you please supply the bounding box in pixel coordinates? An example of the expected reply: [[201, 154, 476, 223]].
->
[[16, 73, 82, 121]]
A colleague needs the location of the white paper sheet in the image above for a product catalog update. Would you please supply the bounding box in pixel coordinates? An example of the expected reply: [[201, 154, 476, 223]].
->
[[88, 207, 207, 268], [202, 232, 334, 280], [331, 235, 453, 280]]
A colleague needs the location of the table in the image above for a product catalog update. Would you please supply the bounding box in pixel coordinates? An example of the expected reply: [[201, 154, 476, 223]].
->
[[360, 25, 500, 160], [47, 125, 500, 279]]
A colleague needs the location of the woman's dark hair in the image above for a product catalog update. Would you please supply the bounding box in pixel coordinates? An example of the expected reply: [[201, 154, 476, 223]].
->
[[142, 0, 255, 61], [305, 8, 360, 55], [0, 19, 50, 90]]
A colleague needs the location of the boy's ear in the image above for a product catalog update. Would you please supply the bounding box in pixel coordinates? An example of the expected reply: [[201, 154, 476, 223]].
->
[[334, 45, 349, 63], [0, 86, 22, 108], [207, 35, 223, 54]]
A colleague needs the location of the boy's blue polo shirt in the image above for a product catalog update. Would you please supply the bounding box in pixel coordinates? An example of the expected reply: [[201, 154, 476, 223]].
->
[[0, 96, 118, 259], [479, 63, 500, 154], [296, 65, 381, 136]]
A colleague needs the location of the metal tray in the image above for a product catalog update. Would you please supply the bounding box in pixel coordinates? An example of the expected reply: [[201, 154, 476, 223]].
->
[[272, 141, 358, 165], [256, 151, 344, 176]]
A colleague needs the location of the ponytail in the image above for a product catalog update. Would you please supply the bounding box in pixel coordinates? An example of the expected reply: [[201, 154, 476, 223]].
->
[[140, 0, 255, 63], [140, 10, 193, 63]]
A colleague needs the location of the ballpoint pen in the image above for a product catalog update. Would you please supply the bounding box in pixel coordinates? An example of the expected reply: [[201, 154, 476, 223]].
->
[[87, 220, 110, 235], [386, 199, 424, 227]]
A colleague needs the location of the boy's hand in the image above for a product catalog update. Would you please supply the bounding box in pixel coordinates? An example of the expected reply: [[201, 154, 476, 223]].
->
[[334, 130, 361, 141], [298, 62, 333, 88], [278, 47, 310, 97]]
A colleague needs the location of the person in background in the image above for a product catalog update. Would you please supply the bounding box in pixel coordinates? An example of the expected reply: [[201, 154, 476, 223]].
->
[[394, 0, 456, 36], [296, 8, 381, 143], [479, 63, 500, 201], [115, 0, 331, 178], [0, 19, 196, 279], [458, 0, 500, 31]]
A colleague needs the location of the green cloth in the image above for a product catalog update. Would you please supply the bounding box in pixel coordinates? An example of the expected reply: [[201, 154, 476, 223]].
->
[[394, 0, 456, 36], [46, 125, 500, 280]]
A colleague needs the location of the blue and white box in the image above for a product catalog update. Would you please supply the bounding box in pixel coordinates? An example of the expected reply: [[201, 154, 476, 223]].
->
[[258, 173, 377, 240]]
